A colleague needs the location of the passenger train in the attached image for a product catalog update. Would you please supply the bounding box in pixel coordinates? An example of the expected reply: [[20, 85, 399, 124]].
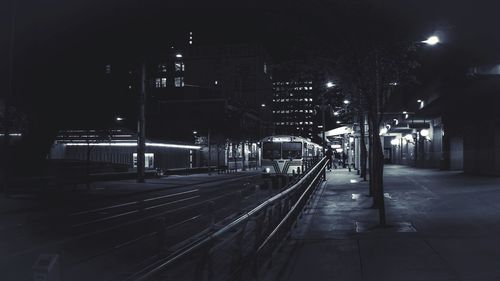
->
[[260, 135, 322, 176]]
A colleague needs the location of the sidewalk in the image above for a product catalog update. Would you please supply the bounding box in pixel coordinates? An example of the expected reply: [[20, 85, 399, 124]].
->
[[264, 165, 500, 281]]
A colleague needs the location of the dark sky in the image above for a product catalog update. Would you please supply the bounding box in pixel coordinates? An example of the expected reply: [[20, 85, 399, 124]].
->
[[2, 0, 500, 130]]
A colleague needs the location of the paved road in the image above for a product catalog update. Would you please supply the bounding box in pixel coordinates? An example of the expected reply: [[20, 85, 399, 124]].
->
[[264, 165, 500, 281], [0, 172, 275, 281]]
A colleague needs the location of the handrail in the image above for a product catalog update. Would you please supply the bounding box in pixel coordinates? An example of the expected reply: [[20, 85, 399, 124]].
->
[[257, 159, 328, 253], [129, 157, 327, 281]]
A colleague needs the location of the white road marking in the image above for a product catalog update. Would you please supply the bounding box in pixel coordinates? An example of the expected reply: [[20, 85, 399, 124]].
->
[[145, 195, 200, 210], [71, 210, 140, 227], [143, 189, 199, 202], [69, 202, 137, 217]]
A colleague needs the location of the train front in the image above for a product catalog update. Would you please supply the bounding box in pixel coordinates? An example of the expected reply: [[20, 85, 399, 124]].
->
[[260, 136, 304, 177]]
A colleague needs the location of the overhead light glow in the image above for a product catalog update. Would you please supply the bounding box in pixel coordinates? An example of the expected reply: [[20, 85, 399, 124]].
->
[[390, 138, 400, 146], [420, 129, 430, 137], [404, 134, 414, 141], [422, 35, 440, 46], [116, 117, 124, 121], [261, 103, 266, 107], [333, 112, 339, 116], [63, 142, 201, 150], [326, 82, 335, 88], [343, 100, 350, 104], [175, 53, 183, 58]]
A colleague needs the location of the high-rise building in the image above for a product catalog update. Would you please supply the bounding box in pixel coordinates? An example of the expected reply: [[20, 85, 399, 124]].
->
[[272, 80, 316, 138]]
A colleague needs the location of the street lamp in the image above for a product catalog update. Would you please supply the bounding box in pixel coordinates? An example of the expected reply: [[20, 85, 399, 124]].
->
[[318, 82, 336, 180], [421, 35, 440, 46]]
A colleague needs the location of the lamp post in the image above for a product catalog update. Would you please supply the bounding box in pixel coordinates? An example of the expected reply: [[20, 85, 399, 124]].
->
[[319, 82, 335, 180]]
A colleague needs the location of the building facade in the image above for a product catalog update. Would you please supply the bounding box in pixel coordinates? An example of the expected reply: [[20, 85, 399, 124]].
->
[[272, 80, 316, 139]]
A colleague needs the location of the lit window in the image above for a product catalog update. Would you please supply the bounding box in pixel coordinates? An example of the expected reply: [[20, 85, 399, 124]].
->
[[159, 64, 167, 72], [174, 77, 184, 87], [105, 64, 111, 74], [155, 78, 161, 88], [175, 62, 185, 71], [161, 77, 167, 87]]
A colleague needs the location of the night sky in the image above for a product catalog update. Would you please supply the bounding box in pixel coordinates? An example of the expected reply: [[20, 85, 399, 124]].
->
[[2, 0, 500, 141]]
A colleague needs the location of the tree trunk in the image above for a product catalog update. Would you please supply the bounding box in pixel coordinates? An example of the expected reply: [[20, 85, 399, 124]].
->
[[359, 112, 368, 181], [367, 114, 374, 198], [369, 111, 386, 226]]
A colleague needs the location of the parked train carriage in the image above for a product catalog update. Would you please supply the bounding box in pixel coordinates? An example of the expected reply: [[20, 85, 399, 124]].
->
[[260, 135, 322, 177]]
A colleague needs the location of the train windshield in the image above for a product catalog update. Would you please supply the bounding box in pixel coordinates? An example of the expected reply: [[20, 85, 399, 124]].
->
[[262, 142, 281, 159], [282, 142, 302, 159]]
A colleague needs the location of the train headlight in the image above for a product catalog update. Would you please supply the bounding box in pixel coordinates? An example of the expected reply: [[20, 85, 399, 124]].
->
[[265, 168, 271, 173]]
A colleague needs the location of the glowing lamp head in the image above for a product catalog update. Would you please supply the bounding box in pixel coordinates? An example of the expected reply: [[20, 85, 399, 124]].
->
[[343, 100, 350, 104], [326, 82, 335, 88], [175, 53, 183, 58], [261, 103, 266, 107], [422, 35, 440, 46], [265, 167, 271, 173], [390, 138, 400, 146], [420, 129, 430, 137]]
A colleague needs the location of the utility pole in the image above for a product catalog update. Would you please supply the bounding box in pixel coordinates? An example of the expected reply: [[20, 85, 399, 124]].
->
[[321, 96, 327, 181], [3, 0, 16, 194], [137, 63, 146, 183], [207, 129, 211, 175]]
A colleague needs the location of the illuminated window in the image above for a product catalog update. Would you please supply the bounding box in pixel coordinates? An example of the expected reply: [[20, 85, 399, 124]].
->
[[161, 78, 167, 87], [105, 64, 111, 74], [174, 77, 184, 87], [159, 64, 167, 72], [155, 78, 161, 88], [175, 62, 185, 72]]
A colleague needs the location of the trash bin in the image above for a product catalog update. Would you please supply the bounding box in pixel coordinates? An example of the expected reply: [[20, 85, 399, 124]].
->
[[33, 254, 60, 281]]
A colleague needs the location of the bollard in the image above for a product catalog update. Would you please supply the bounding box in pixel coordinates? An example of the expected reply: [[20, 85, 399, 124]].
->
[[33, 254, 60, 281], [297, 166, 301, 175]]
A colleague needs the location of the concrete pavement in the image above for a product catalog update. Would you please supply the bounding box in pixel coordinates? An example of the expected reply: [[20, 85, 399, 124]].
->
[[263, 165, 500, 281]]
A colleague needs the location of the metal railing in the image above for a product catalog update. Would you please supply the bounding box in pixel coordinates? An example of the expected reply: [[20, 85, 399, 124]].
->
[[127, 156, 328, 281]]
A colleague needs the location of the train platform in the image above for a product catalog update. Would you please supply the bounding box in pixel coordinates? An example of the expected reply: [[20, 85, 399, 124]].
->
[[263, 165, 500, 281]]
